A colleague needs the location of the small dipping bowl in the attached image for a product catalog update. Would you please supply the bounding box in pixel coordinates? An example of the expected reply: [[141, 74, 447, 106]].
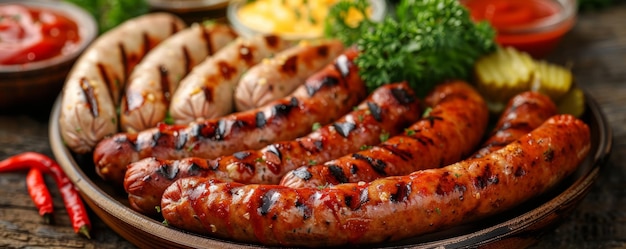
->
[[461, 0, 577, 58], [0, 0, 97, 109], [227, 0, 387, 40]]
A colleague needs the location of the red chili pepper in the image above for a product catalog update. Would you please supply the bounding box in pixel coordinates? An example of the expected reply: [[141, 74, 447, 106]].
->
[[0, 152, 91, 239], [26, 168, 55, 224]]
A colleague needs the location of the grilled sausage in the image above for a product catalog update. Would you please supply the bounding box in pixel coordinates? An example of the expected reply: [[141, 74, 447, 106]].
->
[[120, 22, 238, 133], [125, 82, 422, 216], [234, 39, 345, 111], [161, 114, 591, 247], [93, 48, 367, 186], [168, 35, 293, 125], [471, 91, 558, 158], [59, 13, 186, 154], [279, 81, 489, 188]]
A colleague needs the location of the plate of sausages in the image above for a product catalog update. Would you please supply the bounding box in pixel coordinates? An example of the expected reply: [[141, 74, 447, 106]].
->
[[49, 12, 612, 249]]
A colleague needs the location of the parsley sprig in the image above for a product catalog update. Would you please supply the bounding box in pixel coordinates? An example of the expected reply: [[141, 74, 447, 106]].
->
[[325, 0, 496, 97]]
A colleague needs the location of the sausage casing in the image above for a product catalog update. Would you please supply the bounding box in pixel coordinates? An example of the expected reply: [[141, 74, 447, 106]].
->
[[234, 39, 345, 111], [120, 22, 238, 133], [161, 114, 591, 247], [279, 80, 489, 188], [59, 13, 186, 153], [168, 35, 293, 125], [124, 82, 422, 216], [93, 48, 368, 186]]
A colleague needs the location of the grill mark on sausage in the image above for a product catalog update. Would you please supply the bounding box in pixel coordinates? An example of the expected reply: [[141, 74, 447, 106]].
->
[[239, 44, 254, 64], [217, 60, 237, 80], [255, 112, 266, 128], [182, 45, 192, 75], [377, 143, 413, 161], [280, 55, 298, 75], [79, 78, 100, 117], [293, 167, 312, 180], [295, 201, 312, 220], [306, 76, 340, 96], [272, 97, 299, 118], [334, 54, 350, 78], [202, 86, 214, 103], [333, 122, 356, 138], [328, 164, 348, 183], [391, 87, 416, 105], [264, 35, 280, 48], [201, 27, 215, 56], [259, 189, 278, 216], [159, 65, 171, 103], [174, 131, 188, 150], [96, 64, 115, 102], [156, 163, 178, 180], [266, 145, 282, 161], [366, 102, 382, 122], [352, 153, 387, 176], [119, 41, 129, 82], [234, 151, 252, 160], [390, 182, 410, 203], [317, 44, 330, 57]]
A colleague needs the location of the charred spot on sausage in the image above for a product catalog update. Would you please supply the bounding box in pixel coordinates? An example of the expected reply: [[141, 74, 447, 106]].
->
[[182, 46, 192, 75], [174, 131, 188, 150], [264, 35, 280, 48], [306, 76, 340, 96], [352, 153, 387, 176], [328, 164, 348, 183], [314, 140, 323, 151], [255, 112, 266, 128], [239, 45, 254, 64], [295, 201, 312, 220], [234, 151, 252, 160], [266, 145, 282, 161], [281, 55, 298, 75], [159, 65, 172, 102], [334, 54, 350, 78], [188, 162, 202, 174], [390, 182, 411, 203], [391, 87, 416, 105], [378, 144, 413, 161], [213, 120, 228, 140], [350, 164, 358, 175], [259, 189, 278, 216], [202, 86, 214, 103], [201, 27, 215, 56], [366, 102, 383, 122], [293, 167, 312, 180], [272, 97, 299, 117], [333, 122, 356, 138], [79, 78, 100, 118], [217, 60, 237, 80], [156, 163, 179, 180], [150, 131, 161, 148], [543, 147, 554, 162]]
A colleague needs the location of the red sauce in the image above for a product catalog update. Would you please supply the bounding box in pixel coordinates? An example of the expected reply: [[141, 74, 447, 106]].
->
[[0, 4, 80, 65], [462, 0, 575, 57]]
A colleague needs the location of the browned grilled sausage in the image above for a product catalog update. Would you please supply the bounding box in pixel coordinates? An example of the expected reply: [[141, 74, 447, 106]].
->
[[471, 91, 558, 158], [93, 47, 368, 186], [124, 82, 422, 216], [279, 80, 489, 188], [59, 13, 186, 154], [120, 22, 238, 133], [161, 114, 591, 247]]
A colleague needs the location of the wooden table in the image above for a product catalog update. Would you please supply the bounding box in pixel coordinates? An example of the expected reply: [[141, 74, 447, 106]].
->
[[2, 4, 626, 249]]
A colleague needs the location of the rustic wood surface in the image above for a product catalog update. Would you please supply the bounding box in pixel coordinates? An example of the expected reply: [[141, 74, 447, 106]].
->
[[1, 3, 626, 249]]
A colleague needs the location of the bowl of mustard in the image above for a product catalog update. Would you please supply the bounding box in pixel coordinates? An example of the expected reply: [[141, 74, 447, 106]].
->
[[227, 0, 387, 40]]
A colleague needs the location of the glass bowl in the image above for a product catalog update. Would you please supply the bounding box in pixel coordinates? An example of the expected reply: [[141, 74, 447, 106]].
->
[[461, 0, 577, 58]]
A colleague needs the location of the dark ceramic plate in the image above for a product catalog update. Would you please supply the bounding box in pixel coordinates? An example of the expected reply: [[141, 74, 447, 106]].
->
[[49, 92, 612, 249]]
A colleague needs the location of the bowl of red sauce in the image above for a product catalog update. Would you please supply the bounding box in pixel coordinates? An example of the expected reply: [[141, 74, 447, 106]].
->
[[0, 1, 97, 110], [460, 0, 577, 58]]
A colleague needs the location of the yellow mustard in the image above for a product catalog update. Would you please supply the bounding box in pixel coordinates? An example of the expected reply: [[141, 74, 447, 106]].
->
[[237, 0, 368, 39]]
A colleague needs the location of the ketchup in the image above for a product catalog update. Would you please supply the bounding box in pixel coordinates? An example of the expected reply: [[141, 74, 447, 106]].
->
[[0, 4, 80, 65], [462, 0, 575, 57]]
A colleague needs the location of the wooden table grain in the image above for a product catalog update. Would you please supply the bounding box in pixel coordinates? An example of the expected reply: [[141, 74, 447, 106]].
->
[[1, 4, 626, 249]]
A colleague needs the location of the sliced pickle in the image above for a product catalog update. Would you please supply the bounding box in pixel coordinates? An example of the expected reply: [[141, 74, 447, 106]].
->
[[532, 60, 573, 101], [557, 86, 585, 117], [474, 46, 536, 103]]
